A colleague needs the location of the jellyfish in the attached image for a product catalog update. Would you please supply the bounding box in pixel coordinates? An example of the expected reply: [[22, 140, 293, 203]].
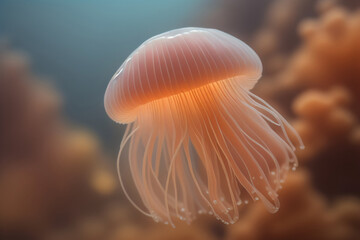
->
[[104, 27, 303, 226]]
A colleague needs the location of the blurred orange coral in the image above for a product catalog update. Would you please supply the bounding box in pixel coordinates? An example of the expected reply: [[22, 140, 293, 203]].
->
[[291, 6, 360, 96], [292, 87, 356, 160], [227, 170, 360, 240], [253, 1, 360, 198], [0, 46, 118, 239], [287, 4, 360, 197]]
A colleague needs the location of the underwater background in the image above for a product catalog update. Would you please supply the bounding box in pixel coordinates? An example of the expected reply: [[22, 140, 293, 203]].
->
[[0, 0, 360, 239]]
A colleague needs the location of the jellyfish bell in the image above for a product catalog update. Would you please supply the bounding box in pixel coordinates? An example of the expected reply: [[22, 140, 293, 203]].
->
[[104, 27, 303, 226], [105, 28, 262, 123]]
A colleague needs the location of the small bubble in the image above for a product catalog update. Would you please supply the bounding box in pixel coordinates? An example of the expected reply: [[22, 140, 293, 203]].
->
[[271, 171, 275, 176], [180, 207, 185, 212], [164, 221, 169, 225], [213, 200, 217, 204], [244, 200, 249, 204], [254, 197, 259, 201], [237, 200, 242, 205]]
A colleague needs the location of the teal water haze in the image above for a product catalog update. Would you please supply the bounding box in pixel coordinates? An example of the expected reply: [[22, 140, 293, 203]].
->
[[0, 0, 206, 153]]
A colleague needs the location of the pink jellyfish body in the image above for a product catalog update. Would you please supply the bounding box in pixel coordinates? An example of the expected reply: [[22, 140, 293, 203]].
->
[[104, 27, 303, 226]]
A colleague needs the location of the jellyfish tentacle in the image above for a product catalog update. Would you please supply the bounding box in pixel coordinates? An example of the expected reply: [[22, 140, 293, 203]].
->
[[221, 86, 283, 186], [190, 85, 256, 199], [129, 124, 155, 211], [179, 99, 218, 215], [199, 111, 236, 221], [191, 85, 242, 221], [218, 109, 281, 212], [173, 95, 199, 221], [163, 122, 187, 226], [227, 100, 283, 194], [242, 100, 282, 126], [205, 105, 242, 221], [195, 85, 243, 220], [247, 90, 304, 150], [117, 124, 152, 217], [188, 88, 233, 220], [212, 82, 282, 210], [142, 127, 169, 220], [223, 84, 289, 183], [240, 89, 300, 167], [183, 139, 214, 214]]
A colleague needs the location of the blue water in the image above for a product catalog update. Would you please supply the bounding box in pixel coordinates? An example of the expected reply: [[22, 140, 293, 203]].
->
[[0, 0, 206, 153]]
